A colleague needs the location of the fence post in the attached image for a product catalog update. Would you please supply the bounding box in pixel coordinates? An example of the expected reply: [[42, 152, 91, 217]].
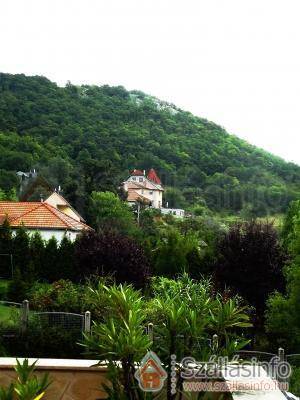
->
[[84, 311, 91, 334], [21, 300, 29, 333], [278, 347, 285, 363], [277, 347, 286, 387], [212, 334, 219, 352], [147, 323, 154, 345]]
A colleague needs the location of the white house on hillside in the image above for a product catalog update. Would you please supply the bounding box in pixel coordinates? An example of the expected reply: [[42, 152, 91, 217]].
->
[[123, 169, 185, 218], [123, 169, 164, 209]]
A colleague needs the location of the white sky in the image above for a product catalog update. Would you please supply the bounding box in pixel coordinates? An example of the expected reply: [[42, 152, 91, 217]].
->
[[1, 0, 300, 165]]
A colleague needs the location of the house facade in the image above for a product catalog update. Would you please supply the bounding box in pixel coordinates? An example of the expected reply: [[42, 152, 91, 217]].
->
[[123, 169, 164, 209], [0, 196, 91, 242]]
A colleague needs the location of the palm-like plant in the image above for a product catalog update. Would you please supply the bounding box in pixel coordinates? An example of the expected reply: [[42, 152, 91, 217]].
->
[[84, 276, 252, 400], [209, 298, 252, 356], [0, 359, 50, 400], [84, 283, 151, 400], [147, 275, 252, 399]]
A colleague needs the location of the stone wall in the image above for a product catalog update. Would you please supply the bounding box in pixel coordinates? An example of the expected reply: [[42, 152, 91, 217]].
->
[[0, 358, 109, 400]]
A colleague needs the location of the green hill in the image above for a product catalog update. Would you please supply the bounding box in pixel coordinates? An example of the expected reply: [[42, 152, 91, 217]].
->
[[0, 72, 299, 218]]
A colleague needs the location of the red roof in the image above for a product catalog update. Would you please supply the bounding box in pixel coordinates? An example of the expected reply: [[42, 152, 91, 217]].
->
[[0, 201, 91, 231], [147, 168, 161, 185], [131, 169, 144, 176]]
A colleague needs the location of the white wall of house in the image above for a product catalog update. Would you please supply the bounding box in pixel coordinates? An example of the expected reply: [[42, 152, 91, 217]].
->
[[129, 176, 145, 184], [151, 190, 162, 208], [133, 188, 162, 208], [11, 229, 79, 242]]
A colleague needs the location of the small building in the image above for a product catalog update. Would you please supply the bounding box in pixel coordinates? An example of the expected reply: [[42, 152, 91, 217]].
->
[[160, 207, 185, 218], [0, 200, 91, 242], [123, 169, 164, 209]]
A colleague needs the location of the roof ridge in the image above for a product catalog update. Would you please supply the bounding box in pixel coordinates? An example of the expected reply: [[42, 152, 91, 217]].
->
[[43, 203, 72, 228], [44, 203, 91, 230]]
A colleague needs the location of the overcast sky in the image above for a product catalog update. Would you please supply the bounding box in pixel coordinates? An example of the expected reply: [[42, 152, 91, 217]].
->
[[1, 0, 300, 164]]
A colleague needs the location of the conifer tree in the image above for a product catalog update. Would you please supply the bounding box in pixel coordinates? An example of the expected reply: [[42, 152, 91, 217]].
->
[[43, 236, 59, 281], [57, 235, 75, 280], [12, 226, 30, 279], [29, 232, 45, 278], [0, 218, 13, 278]]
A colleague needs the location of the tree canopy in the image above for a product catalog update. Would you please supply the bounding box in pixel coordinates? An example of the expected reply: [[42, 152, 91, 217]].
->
[[0, 72, 300, 218]]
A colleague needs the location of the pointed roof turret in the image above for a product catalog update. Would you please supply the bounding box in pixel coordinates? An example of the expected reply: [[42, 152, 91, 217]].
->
[[147, 168, 161, 185]]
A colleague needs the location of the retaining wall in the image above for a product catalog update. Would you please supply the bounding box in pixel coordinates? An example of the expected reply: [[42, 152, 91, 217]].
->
[[0, 358, 108, 400]]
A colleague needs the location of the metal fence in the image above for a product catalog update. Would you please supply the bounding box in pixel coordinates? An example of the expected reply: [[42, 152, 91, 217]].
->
[[0, 300, 22, 336], [0, 300, 91, 338]]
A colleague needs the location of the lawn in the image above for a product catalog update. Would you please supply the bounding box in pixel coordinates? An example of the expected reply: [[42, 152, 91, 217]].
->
[[0, 279, 9, 299], [0, 280, 18, 325], [0, 304, 12, 323]]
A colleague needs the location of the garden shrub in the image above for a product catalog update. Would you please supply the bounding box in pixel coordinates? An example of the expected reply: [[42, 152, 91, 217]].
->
[[27, 280, 84, 313], [75, 230, 151, 288]]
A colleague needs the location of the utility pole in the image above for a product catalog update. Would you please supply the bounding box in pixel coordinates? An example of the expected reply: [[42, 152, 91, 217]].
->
[[137, 201, 141, 226]]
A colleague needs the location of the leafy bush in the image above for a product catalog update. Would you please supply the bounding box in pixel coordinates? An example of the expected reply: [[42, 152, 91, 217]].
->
[[88, 191, 140, 237], [0, 320, 84, 359], [75, 230, 151, 288], [153, 228, 203, 277], [215, 220, 286, 316], [289, 367, 300, 397], [27, 280, 84, 313], [84, 276, 252, 399], [0, 359, 50, 400]]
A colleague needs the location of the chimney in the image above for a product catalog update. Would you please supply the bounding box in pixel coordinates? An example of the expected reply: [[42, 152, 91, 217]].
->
[[40, 194, 44, 202], [143, 170, 146, 176]]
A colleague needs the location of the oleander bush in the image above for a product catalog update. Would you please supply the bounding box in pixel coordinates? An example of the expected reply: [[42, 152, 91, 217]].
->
[[0, 359, 50, 400]]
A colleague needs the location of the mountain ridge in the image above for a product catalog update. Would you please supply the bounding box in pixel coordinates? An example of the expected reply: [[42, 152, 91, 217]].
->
[[0, 72, 299, 218]]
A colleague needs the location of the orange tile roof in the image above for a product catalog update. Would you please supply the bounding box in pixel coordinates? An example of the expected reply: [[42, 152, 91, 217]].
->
[[127, 191, 150, 204], [0, 201, 91, 231]]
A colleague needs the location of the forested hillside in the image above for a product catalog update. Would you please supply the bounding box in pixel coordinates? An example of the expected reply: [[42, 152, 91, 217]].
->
[[0, 72, 299, 218]]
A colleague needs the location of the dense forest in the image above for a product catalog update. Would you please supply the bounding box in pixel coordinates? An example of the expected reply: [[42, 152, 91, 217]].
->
[[0, 72, 300, 218]]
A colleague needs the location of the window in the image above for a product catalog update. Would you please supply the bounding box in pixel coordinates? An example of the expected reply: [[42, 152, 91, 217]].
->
[[132, 177, 136, 181], [139, 177, 143, 182], [149, 191, 153, 195]]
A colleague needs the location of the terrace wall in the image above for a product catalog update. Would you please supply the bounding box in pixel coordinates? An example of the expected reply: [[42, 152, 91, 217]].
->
[[0, 358, 108, 400]]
